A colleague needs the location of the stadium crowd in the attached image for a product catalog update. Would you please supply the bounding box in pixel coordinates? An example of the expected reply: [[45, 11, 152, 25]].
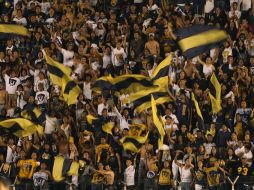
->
[[0, 0, 254, 190]]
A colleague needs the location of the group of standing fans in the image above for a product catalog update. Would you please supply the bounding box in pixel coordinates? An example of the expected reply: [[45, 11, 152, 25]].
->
[[0, 0, 254, 190]]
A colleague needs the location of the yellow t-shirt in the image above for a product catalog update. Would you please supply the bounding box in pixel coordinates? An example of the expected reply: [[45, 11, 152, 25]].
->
[[18, 159, 38, 179], [158, 168, 171, 185]]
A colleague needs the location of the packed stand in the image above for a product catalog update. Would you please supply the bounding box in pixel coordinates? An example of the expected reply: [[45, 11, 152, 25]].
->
[[0, 0, 254, 190]]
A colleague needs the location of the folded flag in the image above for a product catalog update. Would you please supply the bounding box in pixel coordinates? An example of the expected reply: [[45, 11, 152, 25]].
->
[[175, 25, 227, 59], [120, 132, 149, 153], [0, 118, 43, 138], [151, 95, 165, 150], [0, 24, 30, 39], [52, 155, 79, 182], [102, 122, 115, 135]]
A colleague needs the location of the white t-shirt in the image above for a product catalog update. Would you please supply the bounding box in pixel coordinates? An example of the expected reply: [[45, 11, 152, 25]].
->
[[164, 123, 178, 132], [74, 63, 84, 75], [41, 2, 51, 13], [203, 64, 214, 77], [34, 79, 48, 92], [6, 145, 15, 163], [243, 150, 253, 166], [124, 165, 135, 186], [242, 0, 251, 11], [102, 54, 111, 69], [44, 115, 58, 134], [180, 167, 192, 183], [229, 10, 241, 19], [35, 91, 49, 105], [13, 17, 27, 26], [4, 74, 20, 95], [83, 82, 92, 100], [112, 47, 126, 67], [61, 48, 74, 67], [162, 114, 179, 124], [235, 146, 245, 155], [33, 171, 49, 188], [97, 103, 108, 115], [204, 0, 214, 13]]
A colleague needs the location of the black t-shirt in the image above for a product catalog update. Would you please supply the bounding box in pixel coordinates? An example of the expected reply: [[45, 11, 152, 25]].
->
[[0, 145, 7, 158]]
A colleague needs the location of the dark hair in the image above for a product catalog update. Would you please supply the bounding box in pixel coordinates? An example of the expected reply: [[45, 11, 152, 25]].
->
[[244, 143, 251, 150]]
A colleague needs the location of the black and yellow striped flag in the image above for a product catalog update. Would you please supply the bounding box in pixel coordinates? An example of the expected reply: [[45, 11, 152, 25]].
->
[[44, 52, 72, 87], [129, 124, 146, 136], [0, 24, 30, 39], [62, 76, 82, 105], [128, 86, 172, 113], [102, 122, 115, 135], [0, 118, 43, 138], [93, 54, 172, 96], [120, 132, 149, 153], [44, 51, 81, 105], [151, 54, 172, 91], [175, 25, 227, 59], [92, 75, 115, 93], [191, 93, 204, 128], [208, 73, 222, 113], [93, 74, 154, 95], [151, 95, 165, 150], [21, 106, 45, 124], [53, 155, 79, 182]]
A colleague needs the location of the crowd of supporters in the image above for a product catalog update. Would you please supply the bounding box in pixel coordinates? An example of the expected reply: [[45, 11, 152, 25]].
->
[[0, 0, 254, 190]]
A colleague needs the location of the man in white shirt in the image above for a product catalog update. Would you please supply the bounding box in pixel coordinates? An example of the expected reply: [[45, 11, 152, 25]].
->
[[112, 41, 126, 72], [163, 108, 179, 124], [44, 112, 59, 135], [124, 159, 135, 189], [229, 2, 241, 20], [113, 106, 130, 131], [164, 116, 178, 132], [230, 0, 242, 9], [243, 143, 253, 166], [97, 97, 109, 115], [4, 72, 20, 95], [235, 140, 245, 156], [83, 75, 92, 100], [204, 134, 216, 155], [6, 137, 16, 163], [13, 9, 27, 26], [35, 83, 49, 105], [4, 70, 20, 108], [55, 42, 74, 67]]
